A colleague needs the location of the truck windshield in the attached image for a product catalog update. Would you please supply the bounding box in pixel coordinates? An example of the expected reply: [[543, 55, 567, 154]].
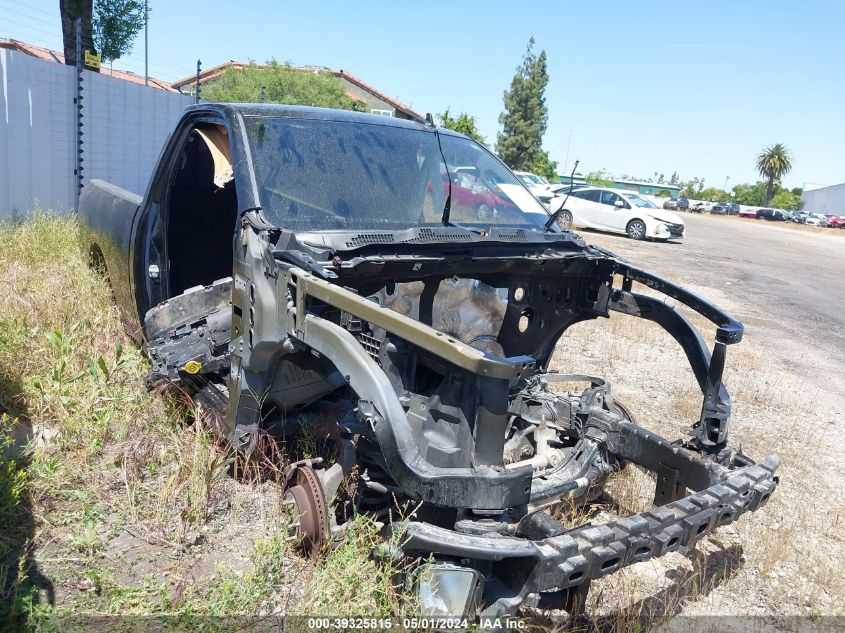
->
[[244, 116, 549, 232]]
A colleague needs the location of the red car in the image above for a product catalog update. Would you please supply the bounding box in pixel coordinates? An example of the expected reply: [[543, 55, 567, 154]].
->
[[738, 208, 758, 218], [824, 214, 845, 228], [444, 170, 517, 220]]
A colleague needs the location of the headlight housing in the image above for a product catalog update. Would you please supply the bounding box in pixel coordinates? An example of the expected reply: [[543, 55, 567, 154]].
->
[[413, 562, 484, 617]]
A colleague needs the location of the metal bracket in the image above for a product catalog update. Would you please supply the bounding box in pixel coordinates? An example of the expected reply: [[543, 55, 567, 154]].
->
[[654, 463, 686, 506]]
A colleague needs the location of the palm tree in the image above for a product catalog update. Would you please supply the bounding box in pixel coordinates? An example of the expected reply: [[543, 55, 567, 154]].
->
[[756, 143, 793, 206]]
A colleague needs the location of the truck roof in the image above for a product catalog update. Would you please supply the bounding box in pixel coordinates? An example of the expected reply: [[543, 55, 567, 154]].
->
[[185, 102, 451, 135]]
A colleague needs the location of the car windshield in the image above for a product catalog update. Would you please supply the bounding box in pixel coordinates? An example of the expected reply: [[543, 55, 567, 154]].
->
[[245, 116, 549, 231], [624, 194, 658, 208]]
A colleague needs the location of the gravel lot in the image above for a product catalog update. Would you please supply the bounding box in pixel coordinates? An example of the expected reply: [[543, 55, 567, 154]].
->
[[559, 213, 845, 626], [582, 213, 845, 406]]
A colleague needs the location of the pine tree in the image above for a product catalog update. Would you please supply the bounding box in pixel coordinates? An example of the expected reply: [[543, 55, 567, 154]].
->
[[496, 38, 557, 179]]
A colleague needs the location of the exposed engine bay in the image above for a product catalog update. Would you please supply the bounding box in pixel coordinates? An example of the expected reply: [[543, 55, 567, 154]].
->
[[143, 225, 779, 618]]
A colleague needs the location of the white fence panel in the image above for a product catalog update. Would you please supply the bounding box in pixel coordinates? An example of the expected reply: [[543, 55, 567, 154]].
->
[[0, 49, 76, 216], [83, 69, 191, 197], [0, 49, 192, 218]]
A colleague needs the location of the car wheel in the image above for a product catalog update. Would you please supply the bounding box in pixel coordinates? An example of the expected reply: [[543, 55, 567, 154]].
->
[[558, 210, 574, 231], [626, 219, 646, 240]]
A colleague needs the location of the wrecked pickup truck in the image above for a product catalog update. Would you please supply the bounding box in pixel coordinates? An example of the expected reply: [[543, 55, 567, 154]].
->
[[79, 104, 778, 618]]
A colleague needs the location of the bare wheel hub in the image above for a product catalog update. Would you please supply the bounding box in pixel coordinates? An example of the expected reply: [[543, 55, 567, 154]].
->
[[283, 463, 329, 557]]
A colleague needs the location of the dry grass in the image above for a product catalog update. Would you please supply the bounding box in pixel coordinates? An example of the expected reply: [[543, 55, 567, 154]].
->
[[2, 213, 842, 629], [0, 214, 400, 629], [603, 465, 657, 517], [551, 276, 845, 625]]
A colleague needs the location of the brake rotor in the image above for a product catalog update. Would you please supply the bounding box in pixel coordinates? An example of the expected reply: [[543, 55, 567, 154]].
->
[[612, 399, 637, 423], [283, 464, 329, 557]]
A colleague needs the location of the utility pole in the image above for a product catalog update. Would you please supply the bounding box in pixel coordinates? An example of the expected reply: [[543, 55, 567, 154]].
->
[[724, 176, 730, 193], [195, 59, 201, 103], [144, 0, 148, 86]]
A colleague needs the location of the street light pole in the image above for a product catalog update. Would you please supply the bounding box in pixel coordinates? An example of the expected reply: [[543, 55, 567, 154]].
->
[[144, 0, 148, 86]]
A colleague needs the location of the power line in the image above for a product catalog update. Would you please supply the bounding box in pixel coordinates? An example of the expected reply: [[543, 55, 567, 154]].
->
[[121, 50, 194, 76], [0, 2, 196, 79], [0, 3, 60, 26], [0, 1, 57, 18], [1, 26, 192, 81], [0, 28, 61, 51], [1, 29, 181, 82], [2, 16, 63, 40]]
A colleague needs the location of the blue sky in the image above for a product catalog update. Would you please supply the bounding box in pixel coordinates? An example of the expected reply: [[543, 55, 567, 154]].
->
[[3, 0, 843, 188]]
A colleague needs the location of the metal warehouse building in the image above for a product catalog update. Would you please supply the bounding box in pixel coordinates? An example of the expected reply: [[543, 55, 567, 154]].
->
[[801, 182, 845, 214], [610, 179, 682, 198], [557, 175, 683, 198]]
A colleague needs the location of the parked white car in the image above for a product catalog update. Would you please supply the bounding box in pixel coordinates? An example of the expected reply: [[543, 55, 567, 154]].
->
[[514, 171, 555, 200], [514, 171, 550, 188], [535, 183, 590, 210], [554, 186, 685, 240], [804, 214, 828, 227]]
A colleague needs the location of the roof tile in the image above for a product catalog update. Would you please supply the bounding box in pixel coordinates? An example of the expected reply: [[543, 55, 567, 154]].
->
[[0, 38, 177, 92]]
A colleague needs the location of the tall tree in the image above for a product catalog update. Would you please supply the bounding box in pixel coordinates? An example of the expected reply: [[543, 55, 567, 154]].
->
[[756, 143, 793, 206], [585, 170, 613, 187], [680, 177, 706, 198], [696, 187, 731, 202], [732, 181, 770, 206], [59, 0, 97, 68], [770, 189, 801, 210], [496, 38, 557, 180], [437, 109, 485, 144], [92, 0, 146, 65]]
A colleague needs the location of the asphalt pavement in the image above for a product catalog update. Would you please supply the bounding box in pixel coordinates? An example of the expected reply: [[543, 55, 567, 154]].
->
[[579, 213, 845, 400]]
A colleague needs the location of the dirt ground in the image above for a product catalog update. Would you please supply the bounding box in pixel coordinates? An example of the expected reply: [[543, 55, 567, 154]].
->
[[553, 213, 845, 629], [582, 213, 845, 402], [4, 214, 843, 630]]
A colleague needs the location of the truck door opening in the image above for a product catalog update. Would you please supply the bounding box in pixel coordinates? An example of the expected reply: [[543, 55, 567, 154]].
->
[[166, 124, 237, 296]]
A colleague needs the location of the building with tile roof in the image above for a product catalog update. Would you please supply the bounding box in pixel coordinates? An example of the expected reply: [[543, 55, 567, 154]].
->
[[0, 38, 177, 92], [170, 60, 424, 123]]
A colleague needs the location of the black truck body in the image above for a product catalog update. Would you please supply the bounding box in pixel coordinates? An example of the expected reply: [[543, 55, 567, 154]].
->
[[78, 104, 778, 618]]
